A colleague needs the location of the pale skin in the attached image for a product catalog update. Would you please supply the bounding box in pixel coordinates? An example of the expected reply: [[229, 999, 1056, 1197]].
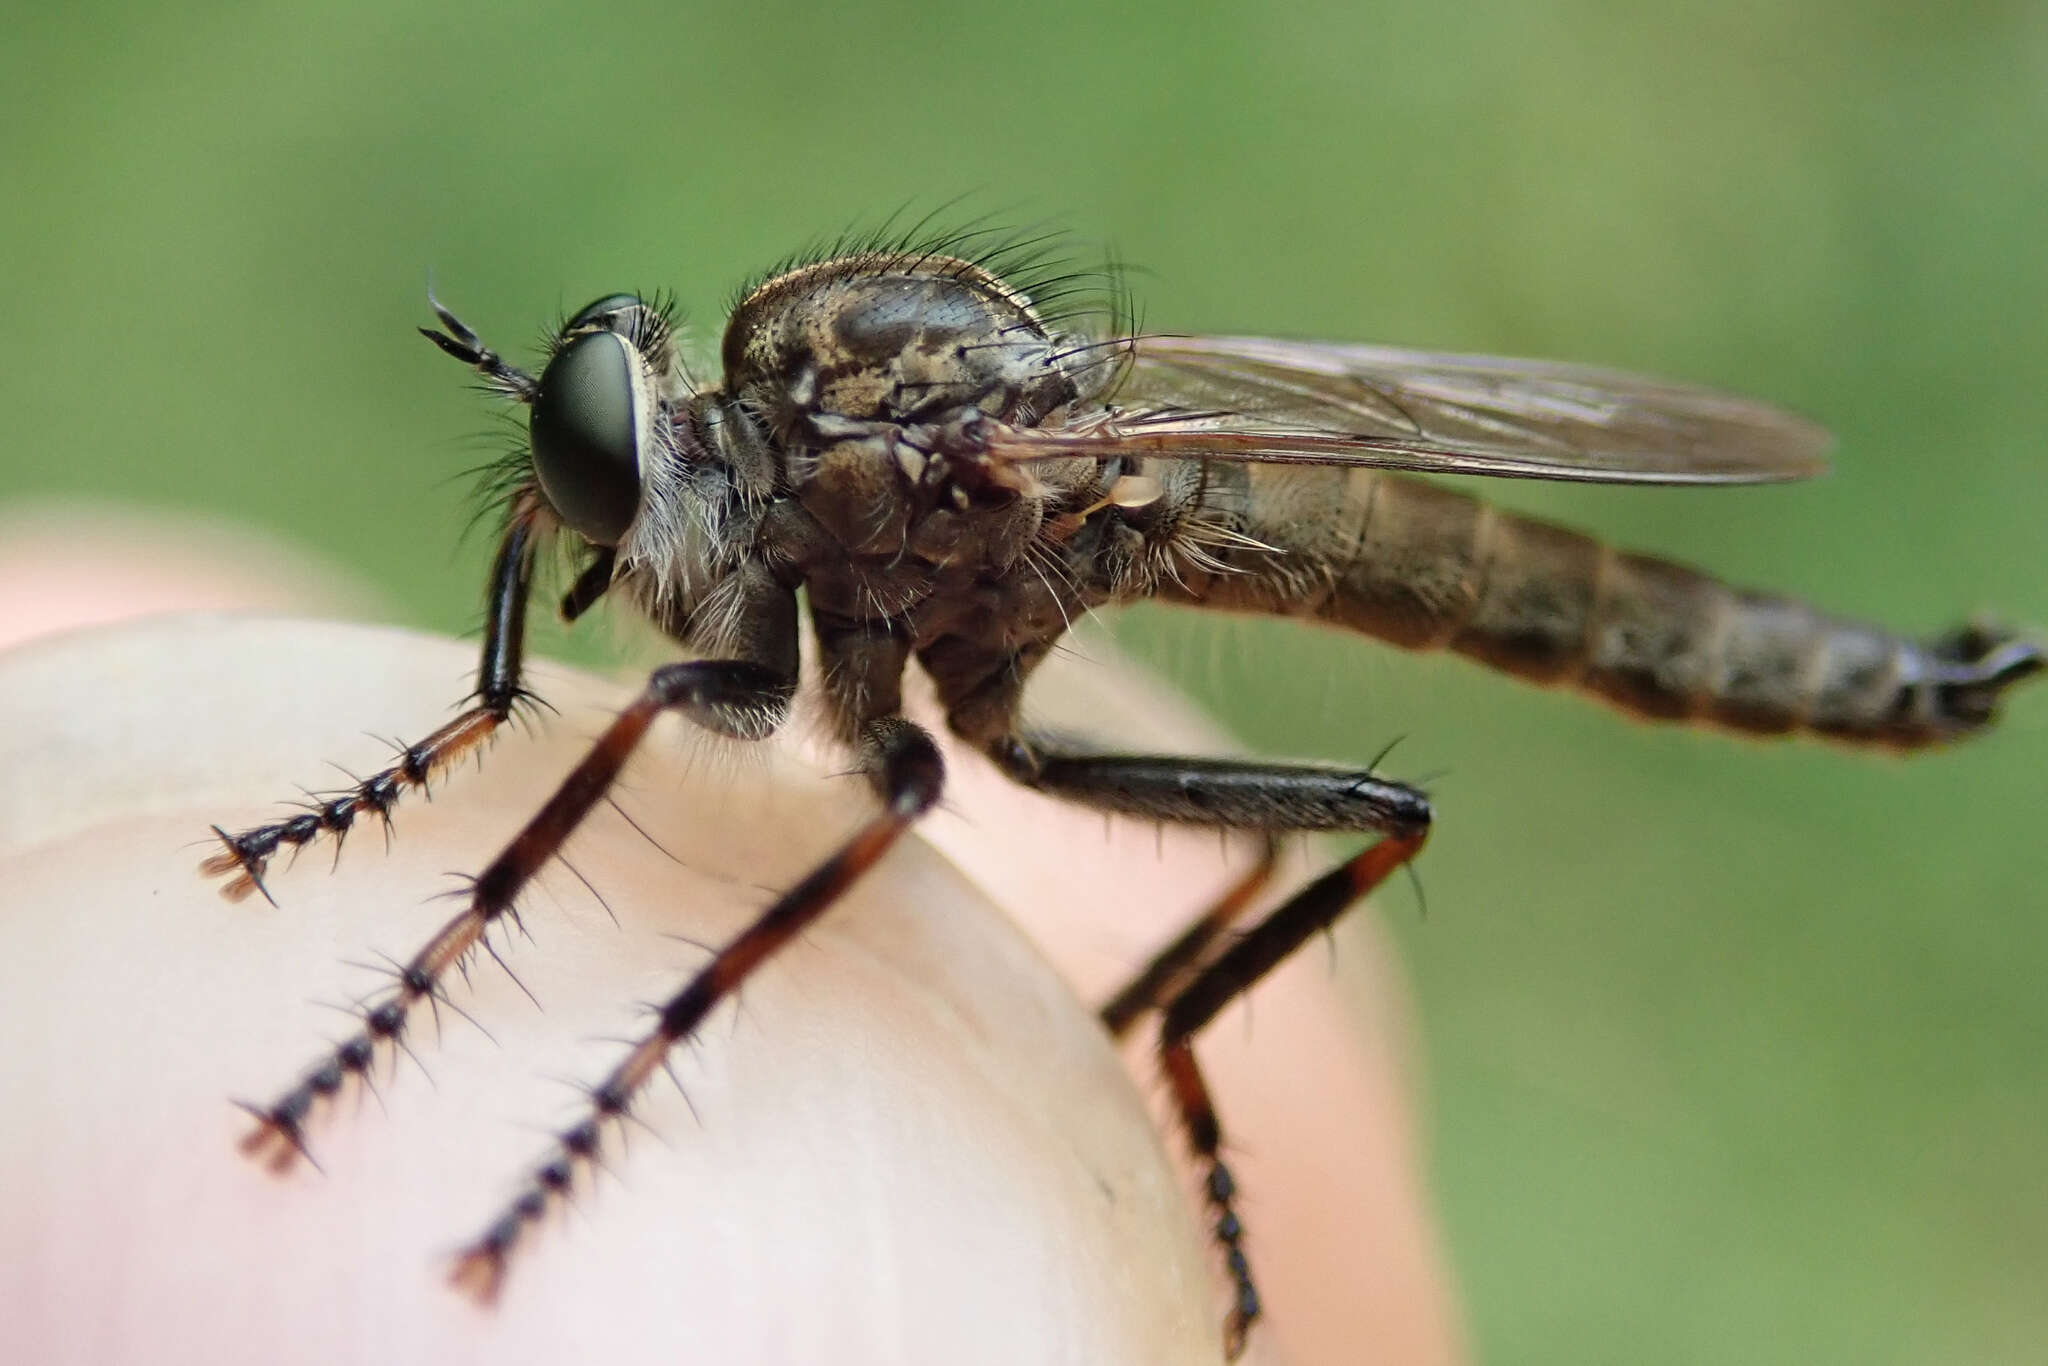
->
[[0, 508, 1465, 1365]]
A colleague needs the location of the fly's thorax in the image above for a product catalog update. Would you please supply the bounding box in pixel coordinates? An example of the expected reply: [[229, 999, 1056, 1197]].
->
[[715, 254, 1102, 568], [721, 254, 1083, 433]]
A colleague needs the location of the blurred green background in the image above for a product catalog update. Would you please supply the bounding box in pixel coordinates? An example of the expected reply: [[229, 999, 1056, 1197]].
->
[[6, 1, 2045, 1360]]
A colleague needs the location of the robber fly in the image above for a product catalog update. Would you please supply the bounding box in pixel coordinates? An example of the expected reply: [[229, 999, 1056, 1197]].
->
[[208, 226, 2041, 1358]]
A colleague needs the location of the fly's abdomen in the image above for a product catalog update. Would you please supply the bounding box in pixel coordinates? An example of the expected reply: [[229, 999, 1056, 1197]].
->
[[1188, 467, 2040, 748]]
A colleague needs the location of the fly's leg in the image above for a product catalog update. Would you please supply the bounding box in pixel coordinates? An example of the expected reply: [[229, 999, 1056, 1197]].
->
[[1098, 836, 1280, 1040], [447, 715, 945, 1301], [238, 656, 795, 1169], [202, 516, 545, 902], [990, 736, 1432, 1359], [1159, 829, 1428, 1356]]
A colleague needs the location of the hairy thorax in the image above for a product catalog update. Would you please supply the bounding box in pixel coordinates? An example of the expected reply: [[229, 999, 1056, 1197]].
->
[[717, 254, 1121, 647]]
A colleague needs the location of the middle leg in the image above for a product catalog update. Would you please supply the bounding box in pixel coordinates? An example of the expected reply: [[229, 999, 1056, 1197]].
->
[[447, 714, 947, 1300]]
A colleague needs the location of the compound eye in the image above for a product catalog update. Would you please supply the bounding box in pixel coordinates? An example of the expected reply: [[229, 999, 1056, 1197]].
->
[[566, 292, 645, 333], [529, 331, 643, 546]]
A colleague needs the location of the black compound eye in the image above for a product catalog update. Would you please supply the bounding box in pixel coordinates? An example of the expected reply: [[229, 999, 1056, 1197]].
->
[[529, 331, 643, 546], [566, 292, 645, 333]]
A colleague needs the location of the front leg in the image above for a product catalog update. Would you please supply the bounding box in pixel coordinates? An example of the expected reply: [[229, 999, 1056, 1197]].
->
[[202, 514, 546, 902], [239, 654, 797, 1168], [989, 733, 1432, 1358]]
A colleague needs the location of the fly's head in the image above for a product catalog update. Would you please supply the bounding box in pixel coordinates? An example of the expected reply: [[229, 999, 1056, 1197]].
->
[[423, 291, 754, 625]]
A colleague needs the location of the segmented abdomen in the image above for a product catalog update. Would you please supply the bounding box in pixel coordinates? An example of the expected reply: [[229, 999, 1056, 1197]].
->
[[1161, 465, 2031, 748]]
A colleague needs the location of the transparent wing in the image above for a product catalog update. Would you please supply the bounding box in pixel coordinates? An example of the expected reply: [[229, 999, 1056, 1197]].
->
[[987, 334, 1832, 485]]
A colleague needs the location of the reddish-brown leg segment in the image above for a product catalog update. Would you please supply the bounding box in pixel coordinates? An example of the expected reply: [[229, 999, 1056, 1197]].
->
[[1157, 828, 1429, 1356], [447, 716, 945, 1299], [1098, 836, 1281, 1040]]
